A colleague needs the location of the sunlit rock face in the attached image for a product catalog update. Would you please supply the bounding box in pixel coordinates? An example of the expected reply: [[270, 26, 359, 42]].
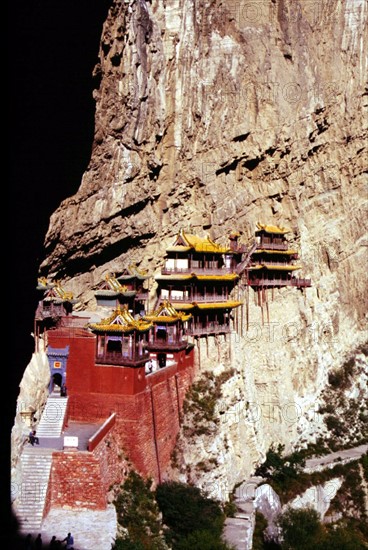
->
[[39, 0, 367, 493]]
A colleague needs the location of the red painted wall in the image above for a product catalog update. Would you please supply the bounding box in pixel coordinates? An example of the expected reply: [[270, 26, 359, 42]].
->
[[47, 328, 95, 394], [46, 327, 195, 487]]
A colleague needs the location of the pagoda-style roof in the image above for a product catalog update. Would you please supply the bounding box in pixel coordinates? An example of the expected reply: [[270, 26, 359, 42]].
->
[[195, 301, 242, 309], [256, 223, 291, 235], [117, 264, 150, 281], [144, 300, 192, 323], [169, 303, 195, 310], [156, 273, 238, 282], [95, 274, 137, 297], [195, 274, 239, 281], [156, 274, 195, 281], [37, 277, 55, 290], [40, 279, 75, 303], [167, 230, 230, 254], [89, 306, 152, 333]]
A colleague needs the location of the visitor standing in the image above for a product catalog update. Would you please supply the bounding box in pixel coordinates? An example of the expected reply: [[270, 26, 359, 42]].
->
[[62, 532, 74, 549]]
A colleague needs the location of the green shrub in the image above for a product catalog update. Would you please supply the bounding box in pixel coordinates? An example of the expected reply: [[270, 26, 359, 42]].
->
[[112, 540, 145, 550], [181, 369, 235, 435], [278, 507, 323, 550], [113, 471, 166, 549], [155, 481, 228, 548], [156, 481, 224, 538], [325, 415, 344, 436], [175, 530, 235, 550]]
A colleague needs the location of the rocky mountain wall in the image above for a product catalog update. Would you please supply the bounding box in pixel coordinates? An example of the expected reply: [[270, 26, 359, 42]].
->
[[38, 0, 367, 492]]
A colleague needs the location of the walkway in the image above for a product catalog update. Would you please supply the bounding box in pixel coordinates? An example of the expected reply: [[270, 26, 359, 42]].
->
[[14, 390, 102, 534], [36, 393, 68, 438], [304, 444, 368, 472], [223, 478, 262, 550], [14, 447, 53, 533], [41, 506, 117, 550]]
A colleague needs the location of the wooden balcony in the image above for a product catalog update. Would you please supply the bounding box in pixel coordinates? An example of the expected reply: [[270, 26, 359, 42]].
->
[[147, 339, 188, 352], [249, 277, 311, 288], [36, 303, 64, 319], [189, 324, 231, 336], [257, 242, 289, 251], [95, 351, 149, 367], [170, 294, 229, 303], [161, 267, 234, 275], [135, 292, 149, 300]]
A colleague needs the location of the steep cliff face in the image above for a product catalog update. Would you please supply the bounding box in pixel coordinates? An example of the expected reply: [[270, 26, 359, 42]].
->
[[40, 0, 367, 492]]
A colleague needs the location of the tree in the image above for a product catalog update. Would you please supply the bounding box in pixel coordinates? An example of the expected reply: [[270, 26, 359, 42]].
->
[[155, 481, 234, 549], [278, 507, 323, 550], [156, 481, 224, 540], [113, 471, 166, 549]]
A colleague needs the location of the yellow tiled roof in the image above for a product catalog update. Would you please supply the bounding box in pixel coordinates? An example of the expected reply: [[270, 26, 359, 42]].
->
[[156, 274, 194, 281], [169, 303, 195, 310], [172, 230, 230, 254], [144, 300, 192, 323], [264, 265, 301, 271], [166, 245, 192, 253], [195, 301, 243, 309], [89, 305, 152, 333], [195, 274, 238, 281], [256, 222, 291, 234]]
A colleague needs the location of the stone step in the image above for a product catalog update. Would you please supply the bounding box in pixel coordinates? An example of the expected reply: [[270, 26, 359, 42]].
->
[[36, 396, 68, 438], [15, 445, 53, 532]]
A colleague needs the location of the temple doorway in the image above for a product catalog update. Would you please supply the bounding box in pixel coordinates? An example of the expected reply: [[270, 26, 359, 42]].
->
[[52, 373, 63, 393]]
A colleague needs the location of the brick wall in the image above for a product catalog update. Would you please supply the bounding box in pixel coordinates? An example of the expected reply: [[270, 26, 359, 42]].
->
[[49, 425, 127, 510]]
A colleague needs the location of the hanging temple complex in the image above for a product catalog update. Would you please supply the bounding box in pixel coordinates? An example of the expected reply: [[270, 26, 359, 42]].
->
[[19, 224, 312, 517]]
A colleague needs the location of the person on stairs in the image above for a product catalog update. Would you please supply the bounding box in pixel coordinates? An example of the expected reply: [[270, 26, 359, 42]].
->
[[29, 430, 39, 445]]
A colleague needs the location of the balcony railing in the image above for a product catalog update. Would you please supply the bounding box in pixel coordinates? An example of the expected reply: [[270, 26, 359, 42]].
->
[[161, 267, 235, 275], [251, 261, 299, 267], [249, 278, 311, 288], [257, 242, 289, 251], [189, 324, 231, 336], [96, 351, 149, 366], [135, 292, 149, 300], [170, 294, 229, 303], [36, 303, 64, 319], [147, 339, 188, 351]]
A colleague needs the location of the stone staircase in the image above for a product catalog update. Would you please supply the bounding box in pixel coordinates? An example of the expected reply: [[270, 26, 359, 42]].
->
[[15, 447, 53, 533], [36, 395, 68, 438]]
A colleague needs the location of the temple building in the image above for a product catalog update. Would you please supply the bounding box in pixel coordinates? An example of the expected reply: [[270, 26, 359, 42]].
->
[[155, 230, 243, 336], [95, 266, 149, 315], [89, 305, 152, 367], [144, 300, 193, 369], [34, 278, 76, 347], [247, 223, 312, 289]]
